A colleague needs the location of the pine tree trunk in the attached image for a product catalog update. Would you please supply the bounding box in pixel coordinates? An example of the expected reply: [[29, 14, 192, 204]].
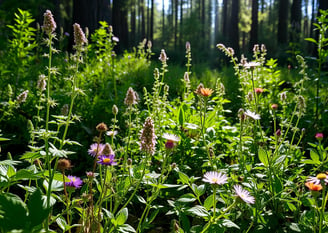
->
[[249, 0, 258, 50], [277, 0, 288, 45]]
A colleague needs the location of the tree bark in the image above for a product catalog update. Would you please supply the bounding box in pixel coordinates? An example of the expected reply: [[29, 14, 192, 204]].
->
[[277, 0, 288, 45], [112, 0, 129, 50], [290, 0, 302, 42], [249, 0, 258, 50], [229, 0, 240, 54]]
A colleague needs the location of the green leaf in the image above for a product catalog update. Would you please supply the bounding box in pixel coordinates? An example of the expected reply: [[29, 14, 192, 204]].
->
[[20, 151, 42, 160], [116, 208, 128, 225], [0, 193, 28, 232], [118, 224, 136, 233], [56, 216, 68, 231], [310, 150, 320, 163], [193, 184, 205, 197], [177, 193, 196, 203], [12, 169, 42, 181], [186, 205, 209, 217], [178, 105, 185, 126], [204, 194, 214, 210], [27, 188, 50, 229], [147, 209, 159, 225], [178, 172, 189, 184], [258, 148, 269, 167], [289, 223, 301, 232], [221, 219, 240, 229], [305, 38, 318, 44]]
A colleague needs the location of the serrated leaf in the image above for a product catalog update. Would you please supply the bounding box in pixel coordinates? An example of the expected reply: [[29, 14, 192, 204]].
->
[[20, 151, 42, 160]]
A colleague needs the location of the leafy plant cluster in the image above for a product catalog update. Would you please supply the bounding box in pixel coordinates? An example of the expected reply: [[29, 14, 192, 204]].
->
[[0, 8, 328, 233]]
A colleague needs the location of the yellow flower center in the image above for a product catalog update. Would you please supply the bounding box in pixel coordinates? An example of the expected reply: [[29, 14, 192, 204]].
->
[[72, 177, 76, 182], [317, 173, 327, 180], [103, 158, 111, 163]]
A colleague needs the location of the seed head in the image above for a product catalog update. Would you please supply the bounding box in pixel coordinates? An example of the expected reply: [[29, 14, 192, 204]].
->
[[57, 159, 71, 171], [96, 122, 108, 132]]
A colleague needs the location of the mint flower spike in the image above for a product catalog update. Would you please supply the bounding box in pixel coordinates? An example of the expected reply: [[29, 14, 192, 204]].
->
[[140, 117, 157, 155]]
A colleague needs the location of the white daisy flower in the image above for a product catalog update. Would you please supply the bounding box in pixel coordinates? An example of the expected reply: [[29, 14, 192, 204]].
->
[[234, 185, 255, 204], [203, 171, 228, 185], [244, 110, 261, 120]]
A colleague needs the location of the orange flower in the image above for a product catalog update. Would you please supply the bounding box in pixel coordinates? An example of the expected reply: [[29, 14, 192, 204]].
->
[[200, 88, 214, 97], [305, 182, 322, 191]]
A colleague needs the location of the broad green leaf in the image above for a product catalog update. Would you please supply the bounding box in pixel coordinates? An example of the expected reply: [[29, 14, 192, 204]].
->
[[258, 148, 269, 167], [20, 151, 42, 160], [186, 205, 209, 217], [193, 184, 205, 197], [178, 172, 189, 184], [27, 188, 50, 228], [56, 216, 68, 231], [310, 150, 320, 163], [116, 208, 128, 225], [305, 38, 318, 44], [177, 193, 196, 203], [118, 224, 136, 232], [0, 193, 28, 232], [204, 194, 214, 210], [12, 169, 42, 181], [221, 219, 240, 229]]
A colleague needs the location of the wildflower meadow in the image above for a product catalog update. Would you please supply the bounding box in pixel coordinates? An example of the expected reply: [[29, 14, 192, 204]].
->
[[1, 8, 328, 233]]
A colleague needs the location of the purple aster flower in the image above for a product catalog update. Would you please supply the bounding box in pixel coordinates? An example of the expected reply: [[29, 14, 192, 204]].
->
[[66, 175, 83, 188], [203, 171, 228, 185], [97, 154, 117, 166], [88, 143, 105, 157], [234, 185, 255, 204]]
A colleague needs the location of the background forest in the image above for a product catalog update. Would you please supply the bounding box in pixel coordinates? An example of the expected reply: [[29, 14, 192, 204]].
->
[[1, 0, 328, 64]]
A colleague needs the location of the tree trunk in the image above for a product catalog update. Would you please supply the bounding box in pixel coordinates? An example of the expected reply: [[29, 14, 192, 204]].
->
[[112, 0, 129, 50], [131, 0, 136, 46], [249, 0, 258, 50], [229, 0, 240, 54], [222, 0, 228, 40], [290, 0, 302, 42], [277, 0, 288, 45], [150, 0, 154, 42], [174, 0, 178, 49]]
